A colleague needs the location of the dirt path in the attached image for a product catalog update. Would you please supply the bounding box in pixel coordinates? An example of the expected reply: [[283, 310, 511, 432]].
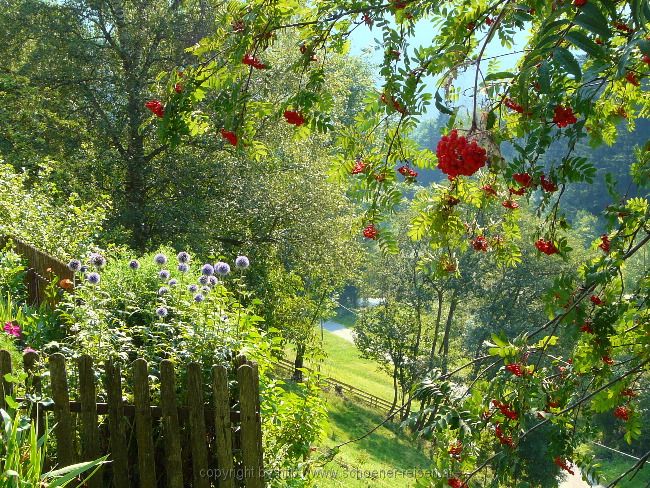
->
[[323, 320, 355, 343]]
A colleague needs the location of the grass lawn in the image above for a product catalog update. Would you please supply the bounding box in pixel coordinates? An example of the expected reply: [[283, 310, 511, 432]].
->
[[314, 393, 432, 488]]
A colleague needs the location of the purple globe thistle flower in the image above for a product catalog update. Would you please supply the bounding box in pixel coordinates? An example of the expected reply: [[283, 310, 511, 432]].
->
[[198, 275, 210, 285], [168, 279, 178, 287], [177, 251, 190, 263], [201, 263, 214, 276], [235, 255, 250, 269], [178, 263, 189, 273], [194, 293, 205, 303], [215, 261, 231, 276], [156, 307, 168, 318], [201, 286, 210, 294], [154, 253, 168, 266], [158, 286, 169, 296], [89, 253, 106, 268], [80, 265, 88, 273], [158, 269, 171, 281], [67, 259, 82, 272], [86, 272, 101, 285], [129, 259, 141, 270], [188, 284, 198, 293], [208, 276, 218, 287]]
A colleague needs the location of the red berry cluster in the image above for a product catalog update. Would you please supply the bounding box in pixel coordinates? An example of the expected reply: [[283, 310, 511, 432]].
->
[[614, 405, 630, 421], [380, 93, 407, 114], [621, 388, 637, 397], [505, 363, 524, 377], [573, 0, 587, 6], [504, 98, 524, 113], [485, 17, 494, 26], [535, 238, 559, 255], [351, 159, 366, 174], [363, 13, 373, 27], [284, 110, 305, 126], [602, 355, 615, 365], [644, 54, 650, 65], [553, 105, 577, 128], [554, 457, 575, 475], [502, 200, 519, 209], [436, 130, 487, 178], [492, 400, 518, 420], [174, 83, 183, 94], [509, 186, 526, 196], [448, 440, 463, 457], [614, 22, 634, 33], [540, 174, 558, 192], [472, 235, 489, 252], [398, 165, 418, 179], [494, 423, 515, 447], [580, 321, 594, 334], [242, 53, 266, 69], [626, 72, 640, 86], [513, 172, 532, 188], [220, 129, 238, 146], [145, 100, 164, 118], [447, 478, 466, 488], [481, 184, 497, 197], [363, 224, 379, 240], [591, 295, 604, 306], [599, 234, 611, 253]]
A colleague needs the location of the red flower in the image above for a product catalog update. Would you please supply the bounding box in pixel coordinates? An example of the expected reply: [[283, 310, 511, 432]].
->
[[436, 130, 487, 178], [284, 110, 306, 126], [220, 129, 238, 146], [145, 100, 165, 118], [540, 175, 558, 192], [573, 0, 587, 6], [502, 200, 519, 209], [509, 186, 526, 196], [504, 98, 524, 113], [599, 234, 610, 253], [242, 53, 266, 69], [3, 321, 20, 338], [590, 295, 604, 306], [472, 235, 489, 252], [535, 238, 559, 255], [554, 457, 575, 475], [363, 224, 379, 240], [506, 363, 523, 377], [614, 405, 630, 421], [447, 478, 466, 488], [351, 159, 367, 175], [553, 105, 577, 128], [481, 184, 497, 197], [174, 83, 183, 94]]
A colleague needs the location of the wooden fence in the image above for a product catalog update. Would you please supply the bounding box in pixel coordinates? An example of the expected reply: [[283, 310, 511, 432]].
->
[[0, 350, 264, 488], [0, 235, 73, 306]]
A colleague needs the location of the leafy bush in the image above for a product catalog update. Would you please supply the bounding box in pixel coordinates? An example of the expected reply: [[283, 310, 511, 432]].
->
[[0, 244, 27, 303]]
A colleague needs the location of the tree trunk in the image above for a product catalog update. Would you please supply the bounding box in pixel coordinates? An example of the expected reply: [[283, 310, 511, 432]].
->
[[293, 343, 306, 382], [439, 290, 458, 375], [429, 289, 444, 368]]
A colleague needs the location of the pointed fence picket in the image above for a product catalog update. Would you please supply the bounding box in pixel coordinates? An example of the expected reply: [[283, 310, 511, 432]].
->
[[0, 349, 264, 488]]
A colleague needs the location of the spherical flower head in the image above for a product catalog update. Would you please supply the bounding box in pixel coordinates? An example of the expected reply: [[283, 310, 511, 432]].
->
[[201, 286, 211, 294], [158, 269, 171, 281], [80, 265, 88, 273], [154, 253, 168, 266], [168, 279, 178, 287], [67, 259, 82, 272], [201, 263, 214, 276], [235, 255, 250, 269], [178, 263, 189, 273], [177, 251, 190, 263], [129, 259, 141, 270], [208, 276, 218, 287], [89, 253, 106, 268], [156, 306, 168, 318], [188, 284, 198, 293], [158, 286, 169, 296], [215, 262, 231, 276], [3, 321, 21, 338], [194, 293, 205, 303], [198, 275, 210, 285], [86, 272, 101, 285]]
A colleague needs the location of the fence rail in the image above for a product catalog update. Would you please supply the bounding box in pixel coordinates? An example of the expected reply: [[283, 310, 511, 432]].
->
[[0, 349, 264, 488], [274, 358, 394, 414]]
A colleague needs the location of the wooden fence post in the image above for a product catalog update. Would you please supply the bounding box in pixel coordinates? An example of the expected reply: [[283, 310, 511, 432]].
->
[[212, 365, 234, 488], [105, 360, 130, 488], [49, 353, 75, 465], [0, 350, 13, 411], [133, 358, 156, 488], [160, 360, 184, 488], [78, 355, 102, 488], [23, 351, 44, 437], [238, 364, 264, 488], [187, 362, 210, 488]]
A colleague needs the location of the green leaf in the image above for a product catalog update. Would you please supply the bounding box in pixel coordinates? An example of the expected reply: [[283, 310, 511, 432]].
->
[[538, 61, 551, 93], [574, 3, 613, 39], [484, 71, 516, 81], [553, 47, 582, 81], [45, 457, 108, 487], [565, 30, 605, 58]]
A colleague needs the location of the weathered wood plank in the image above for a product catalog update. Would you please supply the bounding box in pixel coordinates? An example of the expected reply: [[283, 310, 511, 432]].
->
[[160, 360, 184, 488], [23, 351, 44, 437], [78, 355, 102, 488], [238, 364, 264, 488], [133, 359, 156, 488], [49, 353, 75, 465], [105, 361, 130, 488], [187, 362, 210, 488], [0, 349, 13, 410], [212, 365, 234, 488]]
